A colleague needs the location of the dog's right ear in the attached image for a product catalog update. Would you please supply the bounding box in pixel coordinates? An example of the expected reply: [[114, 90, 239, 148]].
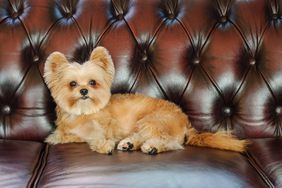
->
[[44, 52, 68, 88], [45, 52, 68, 74]]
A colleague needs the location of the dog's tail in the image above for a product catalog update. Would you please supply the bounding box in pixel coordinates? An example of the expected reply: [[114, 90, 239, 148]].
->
[[185, 127, 249, 152]]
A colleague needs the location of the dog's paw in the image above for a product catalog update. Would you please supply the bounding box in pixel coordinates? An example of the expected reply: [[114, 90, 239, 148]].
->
[[91, 140, 116, 155], [141, 144, 158, 155], [45, 134, 61, 145], [117, 139, 134, 151]]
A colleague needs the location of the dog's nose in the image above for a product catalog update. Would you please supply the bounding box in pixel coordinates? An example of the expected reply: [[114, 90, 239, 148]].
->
[[80, 89, 88, 96]]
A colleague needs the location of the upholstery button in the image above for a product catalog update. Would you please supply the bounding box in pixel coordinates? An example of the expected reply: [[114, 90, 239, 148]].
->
[[142, 54, 148, 62], [11, 11, 19, 19], [250, 59, 256, 65], [220, 15, 227, 23], [276, 106, 282, 115], [117, 13, 123, 20], [65, 12, 72, 18], [8, 3, 24, 20], [193, 58, 200, 65], [223, 107, 232, 116], [2, 105, 11, 115], [62, 9, 73, 18], [33, 55, 39, 62], [168, 13, 175, 19], [54, 1, 78, 20], [111, 0, 129, 21], [272, 13, 278, 20]]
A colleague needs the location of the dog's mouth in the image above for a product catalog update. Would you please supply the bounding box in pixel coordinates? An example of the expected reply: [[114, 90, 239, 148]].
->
[[80, 96, 89, 100]]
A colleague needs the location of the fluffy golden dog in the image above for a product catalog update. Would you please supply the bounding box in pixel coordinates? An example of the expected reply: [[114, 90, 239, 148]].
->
[[44, 47, 248, 155]]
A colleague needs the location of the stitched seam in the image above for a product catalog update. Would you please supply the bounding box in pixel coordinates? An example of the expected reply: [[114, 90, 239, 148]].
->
[[26, 143, 44, 188], [27, 144, 49, 188], [245, 151, 275, 188]]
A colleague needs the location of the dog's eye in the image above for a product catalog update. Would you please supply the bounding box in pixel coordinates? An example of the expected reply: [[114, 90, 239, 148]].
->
[[89, 80, 96, 86], [69, 81, 77, 87]]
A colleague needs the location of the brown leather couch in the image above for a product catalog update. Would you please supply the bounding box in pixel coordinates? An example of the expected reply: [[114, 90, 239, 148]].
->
[[0, 0, 281, 187]]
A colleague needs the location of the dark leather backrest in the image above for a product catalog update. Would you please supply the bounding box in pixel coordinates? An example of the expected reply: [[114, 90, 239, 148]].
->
[[0, 0, 281, 141]]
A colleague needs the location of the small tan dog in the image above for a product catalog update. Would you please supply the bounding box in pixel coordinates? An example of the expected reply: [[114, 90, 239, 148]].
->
[[44, 47, 248, 155]]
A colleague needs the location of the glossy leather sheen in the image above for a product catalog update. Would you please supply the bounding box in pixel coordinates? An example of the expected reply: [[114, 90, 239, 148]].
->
[[248, 138, 282, 188], [0, 0, 281, 188], [0, 0, 282, 141], [37, 144, 267, 188], [0, 140, 43, 188]]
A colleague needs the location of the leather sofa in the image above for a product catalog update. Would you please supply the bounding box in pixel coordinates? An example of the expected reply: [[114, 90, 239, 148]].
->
[[0, 0, 281, 187]]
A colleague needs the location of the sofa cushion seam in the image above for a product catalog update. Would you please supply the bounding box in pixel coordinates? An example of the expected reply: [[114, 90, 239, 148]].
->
[[27, 144, 50, 188], [244, 152, 275, 188]]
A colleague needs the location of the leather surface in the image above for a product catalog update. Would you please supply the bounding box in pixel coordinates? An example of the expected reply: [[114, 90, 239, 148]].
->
[[0, 0, 281, 187], [248, 138, 282, 188], [0, 0, 282, 141], [0, 139, 43, 188], [37, 144, 267, 188]]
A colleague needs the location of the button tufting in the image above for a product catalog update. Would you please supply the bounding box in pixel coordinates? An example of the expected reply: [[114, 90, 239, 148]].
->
[[64, 12, 73, 18], [272, 13, 278, 20], [117, 13, 123, 20], [55, 0, 78, 20], [33, 55, 39, 62], [223, 107, 232, 116], [11, 11, 19, 19], [142, 54, 148, 62], [111, 0, 129, 21], [2, 105, 11, 115], [160, 0, 179, 21], [168, 13, 175, 19], [276, 106, 282, 115], [250, 58, 256, 65], [193, 58, 200, 65], [61, 8, 74, 18], [220, 15, 227, 23], [8, 1, 24, 20]]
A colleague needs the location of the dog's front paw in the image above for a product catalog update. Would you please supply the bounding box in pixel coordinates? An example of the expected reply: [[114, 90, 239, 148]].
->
[[90, 140, 116, 155], [45, 133, 61, 145], [117, 139, 134, 151], [141, 143, 158, 155]]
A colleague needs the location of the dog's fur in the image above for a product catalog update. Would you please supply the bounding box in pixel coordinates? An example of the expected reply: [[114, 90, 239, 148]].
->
[[44, 47, 248, 155]]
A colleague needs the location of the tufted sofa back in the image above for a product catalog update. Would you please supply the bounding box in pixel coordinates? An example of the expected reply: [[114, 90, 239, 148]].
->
[[0, 0, 281, 141]]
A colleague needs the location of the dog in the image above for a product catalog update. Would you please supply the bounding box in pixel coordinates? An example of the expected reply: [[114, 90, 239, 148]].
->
[[44, 46, 248, 155]]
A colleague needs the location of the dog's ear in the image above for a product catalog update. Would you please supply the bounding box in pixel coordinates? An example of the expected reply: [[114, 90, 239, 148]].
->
[[44, 52, 68, 88], [89, 46, 115, 85], [45, 52, 68, 74]]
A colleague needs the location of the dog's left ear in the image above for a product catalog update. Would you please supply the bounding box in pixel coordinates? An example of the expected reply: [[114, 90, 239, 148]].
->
[[90, 46, 115, 85]]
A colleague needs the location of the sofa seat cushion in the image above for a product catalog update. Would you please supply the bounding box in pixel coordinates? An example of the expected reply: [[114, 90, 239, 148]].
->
[[0, 139, 43, 188], [37, 143, 267, 188], [248, 138, 282, 188]]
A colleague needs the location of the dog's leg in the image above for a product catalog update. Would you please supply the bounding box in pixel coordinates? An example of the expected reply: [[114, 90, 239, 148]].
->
[[88, 138, 116, 155], [117, 119, 156, 152], [119, 112, 187, 154], [70, 121, 116, 155], [117, 133, 146, 151], [45, 129, 83, 144], [141, 138, 184, 155], [45, 130, 62, 144]]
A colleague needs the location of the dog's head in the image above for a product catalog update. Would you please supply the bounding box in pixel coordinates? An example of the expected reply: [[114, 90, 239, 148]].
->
[[44, 47, 114, 115]]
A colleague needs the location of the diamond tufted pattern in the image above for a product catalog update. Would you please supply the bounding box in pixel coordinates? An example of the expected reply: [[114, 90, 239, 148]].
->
[[0, 0, 282, 142]]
